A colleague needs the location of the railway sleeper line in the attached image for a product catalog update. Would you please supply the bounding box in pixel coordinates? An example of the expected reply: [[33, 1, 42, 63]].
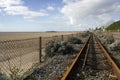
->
[[61, 34, 120, 80]]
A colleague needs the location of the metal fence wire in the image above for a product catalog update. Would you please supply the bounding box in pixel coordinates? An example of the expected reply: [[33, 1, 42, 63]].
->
[[0, 38, 40, 75], [0, 33, 80, 76]]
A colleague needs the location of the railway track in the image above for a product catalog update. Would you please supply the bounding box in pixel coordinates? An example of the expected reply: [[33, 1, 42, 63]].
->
[[61, 33, 120, 80]]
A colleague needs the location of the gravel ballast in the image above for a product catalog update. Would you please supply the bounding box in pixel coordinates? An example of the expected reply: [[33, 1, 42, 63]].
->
[[25, 54, 77, 80]]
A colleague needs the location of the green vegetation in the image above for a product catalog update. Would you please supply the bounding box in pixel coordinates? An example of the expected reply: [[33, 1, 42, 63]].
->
[[45, 37, 83, 57], [68, 37, 82, 44], [9, 66, 23, 80], [106, 20, 120, 31], [45, 40, 74, 57], [0, 71, 10, 80], [109, 40, 120, 51], [81, 32, 89, 38]]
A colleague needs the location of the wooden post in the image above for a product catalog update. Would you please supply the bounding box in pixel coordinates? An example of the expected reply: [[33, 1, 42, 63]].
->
[[71, 34, 73, 37], [39, 37, 42, 63], [79, 33, 81, 38], [68, 35, 70, 40], [76, 33, 78, 38], [57, 36, 59, 40], [78, 33, 79, 38], [61, 35, 64, 41]]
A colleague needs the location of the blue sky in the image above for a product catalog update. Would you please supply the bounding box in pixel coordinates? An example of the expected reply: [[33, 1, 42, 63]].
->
[[0, 0, 120, 32]]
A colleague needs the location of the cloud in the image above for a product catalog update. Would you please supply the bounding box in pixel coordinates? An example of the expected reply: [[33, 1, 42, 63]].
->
[[0, 0, 48, 19], [47, 6, 55, 11], [0, 0, 22, 7], [61, 0, 120, 26]]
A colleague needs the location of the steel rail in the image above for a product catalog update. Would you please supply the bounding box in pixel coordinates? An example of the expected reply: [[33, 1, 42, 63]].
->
[[94, 34, 120, 80], [61, 33, 120, 80], [61, 34, 91, 80], [81, 44, 90, 70]]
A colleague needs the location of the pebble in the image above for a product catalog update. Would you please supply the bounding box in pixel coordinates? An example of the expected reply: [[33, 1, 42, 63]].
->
[[25, 54, 76, 80]]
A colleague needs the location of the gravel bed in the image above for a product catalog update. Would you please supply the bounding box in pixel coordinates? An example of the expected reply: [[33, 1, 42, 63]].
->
[[76, 70, 114, 80], [103, 43, 120, 67], [108, 51, 120, 67], [95, 33, 120, 72], [24, 37, 88, 80], [25, 54, 77, 80], [75, 37, 115, 80]]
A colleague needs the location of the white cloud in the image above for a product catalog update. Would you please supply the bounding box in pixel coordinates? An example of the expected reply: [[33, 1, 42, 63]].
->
[[0, 0, 22, 7], [61, 0, 120, 27], [0, 0, 48, 19], [47, 6, 55, 11], [0, 9, 1, 12], [63, 0, 80, 4]]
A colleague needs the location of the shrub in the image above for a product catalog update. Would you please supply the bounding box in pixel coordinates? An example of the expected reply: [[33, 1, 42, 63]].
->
[[100, 36, 107, 44], [68, 37, 82, 44], [45, 40, 60, 57], [9, 66, 23, 80], [94, 30, 102, 34], [45, 40, 74, 57], [57, 41, 73, 54], [99, 34, 114, 44], [0, 71, 10, 80], [109, 40, 120, 51], [81, 33, 89, 38], [106, 35, 114, 44], [98, 34, 104, 39]]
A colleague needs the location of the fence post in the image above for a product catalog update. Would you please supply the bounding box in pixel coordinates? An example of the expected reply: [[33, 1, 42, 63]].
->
[[71, 34, 73, 37], [77, 33, 79, 38], [57, 35, 59, 40], [68, 35, 70, 40], [39, 37, 42, 63], [79, 33, 81, 38], [76, 33, 78, 38], [61, 35, 64, 41]]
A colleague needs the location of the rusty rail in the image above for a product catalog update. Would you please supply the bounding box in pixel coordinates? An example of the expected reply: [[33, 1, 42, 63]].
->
[[81, 44, 90, 70], [94, 34, 120, 80], [61, 33, 120, 80], [61, 34, 91, 80]]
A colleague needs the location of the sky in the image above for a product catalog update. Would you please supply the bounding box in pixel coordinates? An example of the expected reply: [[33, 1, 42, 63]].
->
[[0, 0, 120, 32]]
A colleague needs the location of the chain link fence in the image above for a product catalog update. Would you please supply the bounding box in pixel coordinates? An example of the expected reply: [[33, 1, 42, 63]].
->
[[111, 32, 120, 40], [0, 33, 81, 76]]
